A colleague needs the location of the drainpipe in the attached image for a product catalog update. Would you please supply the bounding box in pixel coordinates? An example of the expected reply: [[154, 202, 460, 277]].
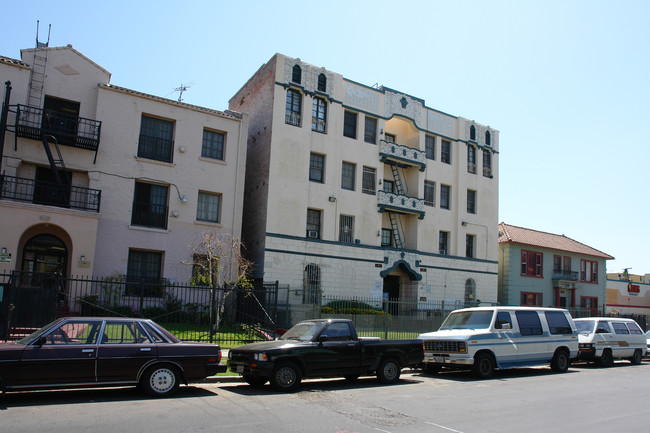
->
[[0, 81, 12, 174]]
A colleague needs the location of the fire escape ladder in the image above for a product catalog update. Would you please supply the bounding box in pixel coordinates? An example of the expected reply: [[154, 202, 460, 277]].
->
[[388, 212, 403, 249], [390, 163, 407, 195], [42, 134, 66, 184], [27, 22, 51, 109]]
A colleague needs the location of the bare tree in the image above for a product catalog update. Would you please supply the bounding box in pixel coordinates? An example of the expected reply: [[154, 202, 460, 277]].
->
[[184, 232, 253, 338]]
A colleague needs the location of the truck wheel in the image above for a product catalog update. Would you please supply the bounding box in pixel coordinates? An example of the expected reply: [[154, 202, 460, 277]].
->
[[377, 358, 401, 384], [598, 349, 614, 368], [551, 349, 570, 372], [243, 375, 268, 388], [270, 362, 302, 392], [141, 364, 180, 397], [424, 363, 441, 375], [472, 353, 495, 379], [629, 349, 642, 365]]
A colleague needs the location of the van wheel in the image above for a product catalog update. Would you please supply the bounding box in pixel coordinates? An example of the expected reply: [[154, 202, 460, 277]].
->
[[551, 349, 570, 372], [629, 349, 642, 365], [377, 358, 401, 384], [270, 362, 302, 392], [598, 349, 614, 368], [472, 353, 495, 379]]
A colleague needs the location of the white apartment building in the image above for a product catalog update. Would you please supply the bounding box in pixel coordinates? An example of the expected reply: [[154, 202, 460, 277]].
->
[[0, 45, 247, 320], [230, 54, 499, 306]]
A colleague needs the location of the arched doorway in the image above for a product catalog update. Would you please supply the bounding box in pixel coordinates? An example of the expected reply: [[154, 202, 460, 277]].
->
[[21, 234, 68, 276]]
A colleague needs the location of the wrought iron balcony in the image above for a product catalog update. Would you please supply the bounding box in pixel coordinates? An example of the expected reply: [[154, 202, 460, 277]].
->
[[552, 270, 578, 282], [0, 174, 101, 212], [377, 190, 425, 218], [131, 202, 168, 229], [379, 139, 426, 171], [14, 104, 102, 151]]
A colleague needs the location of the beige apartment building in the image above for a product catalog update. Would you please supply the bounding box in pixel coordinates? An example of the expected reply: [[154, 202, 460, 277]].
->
[[0, 45, 247, 286], [230, 54, 499, 306]]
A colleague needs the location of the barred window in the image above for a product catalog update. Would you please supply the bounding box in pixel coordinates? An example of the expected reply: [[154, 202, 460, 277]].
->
[[339, 215, 354, 243]]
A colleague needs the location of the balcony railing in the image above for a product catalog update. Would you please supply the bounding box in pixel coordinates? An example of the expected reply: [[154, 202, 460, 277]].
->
[[0, 174, 101, 212], [379, 139, 426, 171], [131, 202, 168, 229], [552, 270, 578, 281], [137, 134, 174, 163], [377, 190, 425, 218], [14, 104, 102, 151]]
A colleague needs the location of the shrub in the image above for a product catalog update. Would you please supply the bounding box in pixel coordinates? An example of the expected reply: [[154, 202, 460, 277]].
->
[[321, 300, 385, 316]]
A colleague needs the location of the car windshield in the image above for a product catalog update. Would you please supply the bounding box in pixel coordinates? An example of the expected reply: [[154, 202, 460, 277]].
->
[[279, 322, 324, 341], [575, 320, 595, 333], [15, 319, 61, 345], [440, 311, 494, 330]]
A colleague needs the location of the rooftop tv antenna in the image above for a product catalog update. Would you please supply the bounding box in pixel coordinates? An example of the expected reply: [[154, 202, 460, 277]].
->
[[171, 82, 193, 102]]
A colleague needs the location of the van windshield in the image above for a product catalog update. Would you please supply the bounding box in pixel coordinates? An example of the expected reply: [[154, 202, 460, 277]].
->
[[440, 311, 493, 330], [575, 320, 595, 333]]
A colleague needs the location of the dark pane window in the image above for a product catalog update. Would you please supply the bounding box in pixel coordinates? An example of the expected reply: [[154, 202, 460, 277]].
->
[[201, 129, 225, 160], [424, 181, 435, 206], [485, 130, 491, 146], [285, 90, 302, 126], [126, 249, 164, 297], [467, 189, 476, 214], [304, 264, 321, 304], [131, 182, 168, 229], [467, 146, 477, 173], [515, 311, 543, 335], [138, 115, 174, 163], [292, 65, 302, 84], [553, 255, 562, 272], [439, 231, 448, 255], [425, 135, 435, 160], [317, 73, 326, 92], [311, 97, 327, 133], [343, 111, 357, 139], [470, 125, 476, 141], [466, 234, 474, 258], [483, 150, 492, 177], [381, 229, 392, 247], [383, 180, 394, 194], [196, 191, 220, 223], [441, 140, 451, 164], [362, 166, 376, 195], [440, 185, 450, 210], [309, 153, 325, 183], [364, 117, 377, 144], [306, 209, 321, 239], [341, 162, 355, 190], [545, 311, 572, 335]]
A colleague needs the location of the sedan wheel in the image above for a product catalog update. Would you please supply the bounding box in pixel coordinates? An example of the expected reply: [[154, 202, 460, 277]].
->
[[142, 365, 180, 397], [270, 362, 302, 392]]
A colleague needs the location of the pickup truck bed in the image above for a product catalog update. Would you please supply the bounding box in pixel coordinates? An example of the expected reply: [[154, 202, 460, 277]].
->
[[227, 319, 424, 391]]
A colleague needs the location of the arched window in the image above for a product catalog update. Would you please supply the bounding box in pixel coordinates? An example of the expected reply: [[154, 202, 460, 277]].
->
[[485, 130, 491, 146], [304, 264, 321, 304], [292, 65, 302, 84], [317, 73, 327, 92], [470, 125, 476, 141], [464, 279, 476, 306]]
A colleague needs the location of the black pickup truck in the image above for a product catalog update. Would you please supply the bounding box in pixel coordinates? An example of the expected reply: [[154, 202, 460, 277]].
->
[[227, 319, 424, 391]]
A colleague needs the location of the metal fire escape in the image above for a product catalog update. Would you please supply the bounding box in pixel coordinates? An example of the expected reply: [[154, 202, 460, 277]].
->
[[388, 163, 407, 249]]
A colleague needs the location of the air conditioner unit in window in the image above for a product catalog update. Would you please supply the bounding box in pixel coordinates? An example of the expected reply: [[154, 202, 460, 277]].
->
[[439, 250, 446, 255], [307, 230, 319, 239]]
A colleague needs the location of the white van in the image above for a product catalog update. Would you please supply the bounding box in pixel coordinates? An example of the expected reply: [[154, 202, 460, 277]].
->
[[574, 317, 646, 366], [418, 306, 578, 379]]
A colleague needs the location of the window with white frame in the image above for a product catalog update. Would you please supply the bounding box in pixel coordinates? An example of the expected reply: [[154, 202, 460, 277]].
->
[[196, 191, 221, 223]]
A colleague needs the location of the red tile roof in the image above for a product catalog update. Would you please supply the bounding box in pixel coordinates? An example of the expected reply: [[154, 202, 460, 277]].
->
[[498, 222, 614, 260]]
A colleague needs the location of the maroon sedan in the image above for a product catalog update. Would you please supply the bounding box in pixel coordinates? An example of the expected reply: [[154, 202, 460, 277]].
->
[[0, 317, 226, 397]]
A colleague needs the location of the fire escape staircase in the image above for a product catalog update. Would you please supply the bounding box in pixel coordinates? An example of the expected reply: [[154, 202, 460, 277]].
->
[[388, 163, 407, 249]]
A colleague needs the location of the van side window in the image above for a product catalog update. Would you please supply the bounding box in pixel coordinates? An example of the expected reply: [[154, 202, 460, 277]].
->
[[494, 312, 512, 329], [515, 311, 543, 335], [596, 321, 610, 333], [626, 322, 643, 334], [545, 311, 572, 335], [612, 322, 629, 334]]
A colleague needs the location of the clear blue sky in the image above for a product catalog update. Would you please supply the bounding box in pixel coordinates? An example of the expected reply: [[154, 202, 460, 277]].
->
[[2, 0, 649, 275]]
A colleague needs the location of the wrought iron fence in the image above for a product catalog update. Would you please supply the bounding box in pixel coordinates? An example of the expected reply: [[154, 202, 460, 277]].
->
[[0, 174, 101, 212]]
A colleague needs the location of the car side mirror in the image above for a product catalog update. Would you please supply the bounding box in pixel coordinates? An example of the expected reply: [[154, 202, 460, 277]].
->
[[35, 336, 47, 346], [501, 323, 511, 330], [318, 335, 328, 344]]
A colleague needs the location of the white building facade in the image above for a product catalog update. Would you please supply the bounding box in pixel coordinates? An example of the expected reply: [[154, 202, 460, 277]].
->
[[230, 54, 499, 307]]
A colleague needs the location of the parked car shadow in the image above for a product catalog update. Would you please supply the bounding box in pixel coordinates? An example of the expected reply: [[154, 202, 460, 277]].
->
[[413, 366, 580, 382], [0, 385, 217, 409], [221, 375, 423, 396]]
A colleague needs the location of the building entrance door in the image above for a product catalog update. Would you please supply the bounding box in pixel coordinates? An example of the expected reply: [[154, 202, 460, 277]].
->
[[383, 275, 400, 315]]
